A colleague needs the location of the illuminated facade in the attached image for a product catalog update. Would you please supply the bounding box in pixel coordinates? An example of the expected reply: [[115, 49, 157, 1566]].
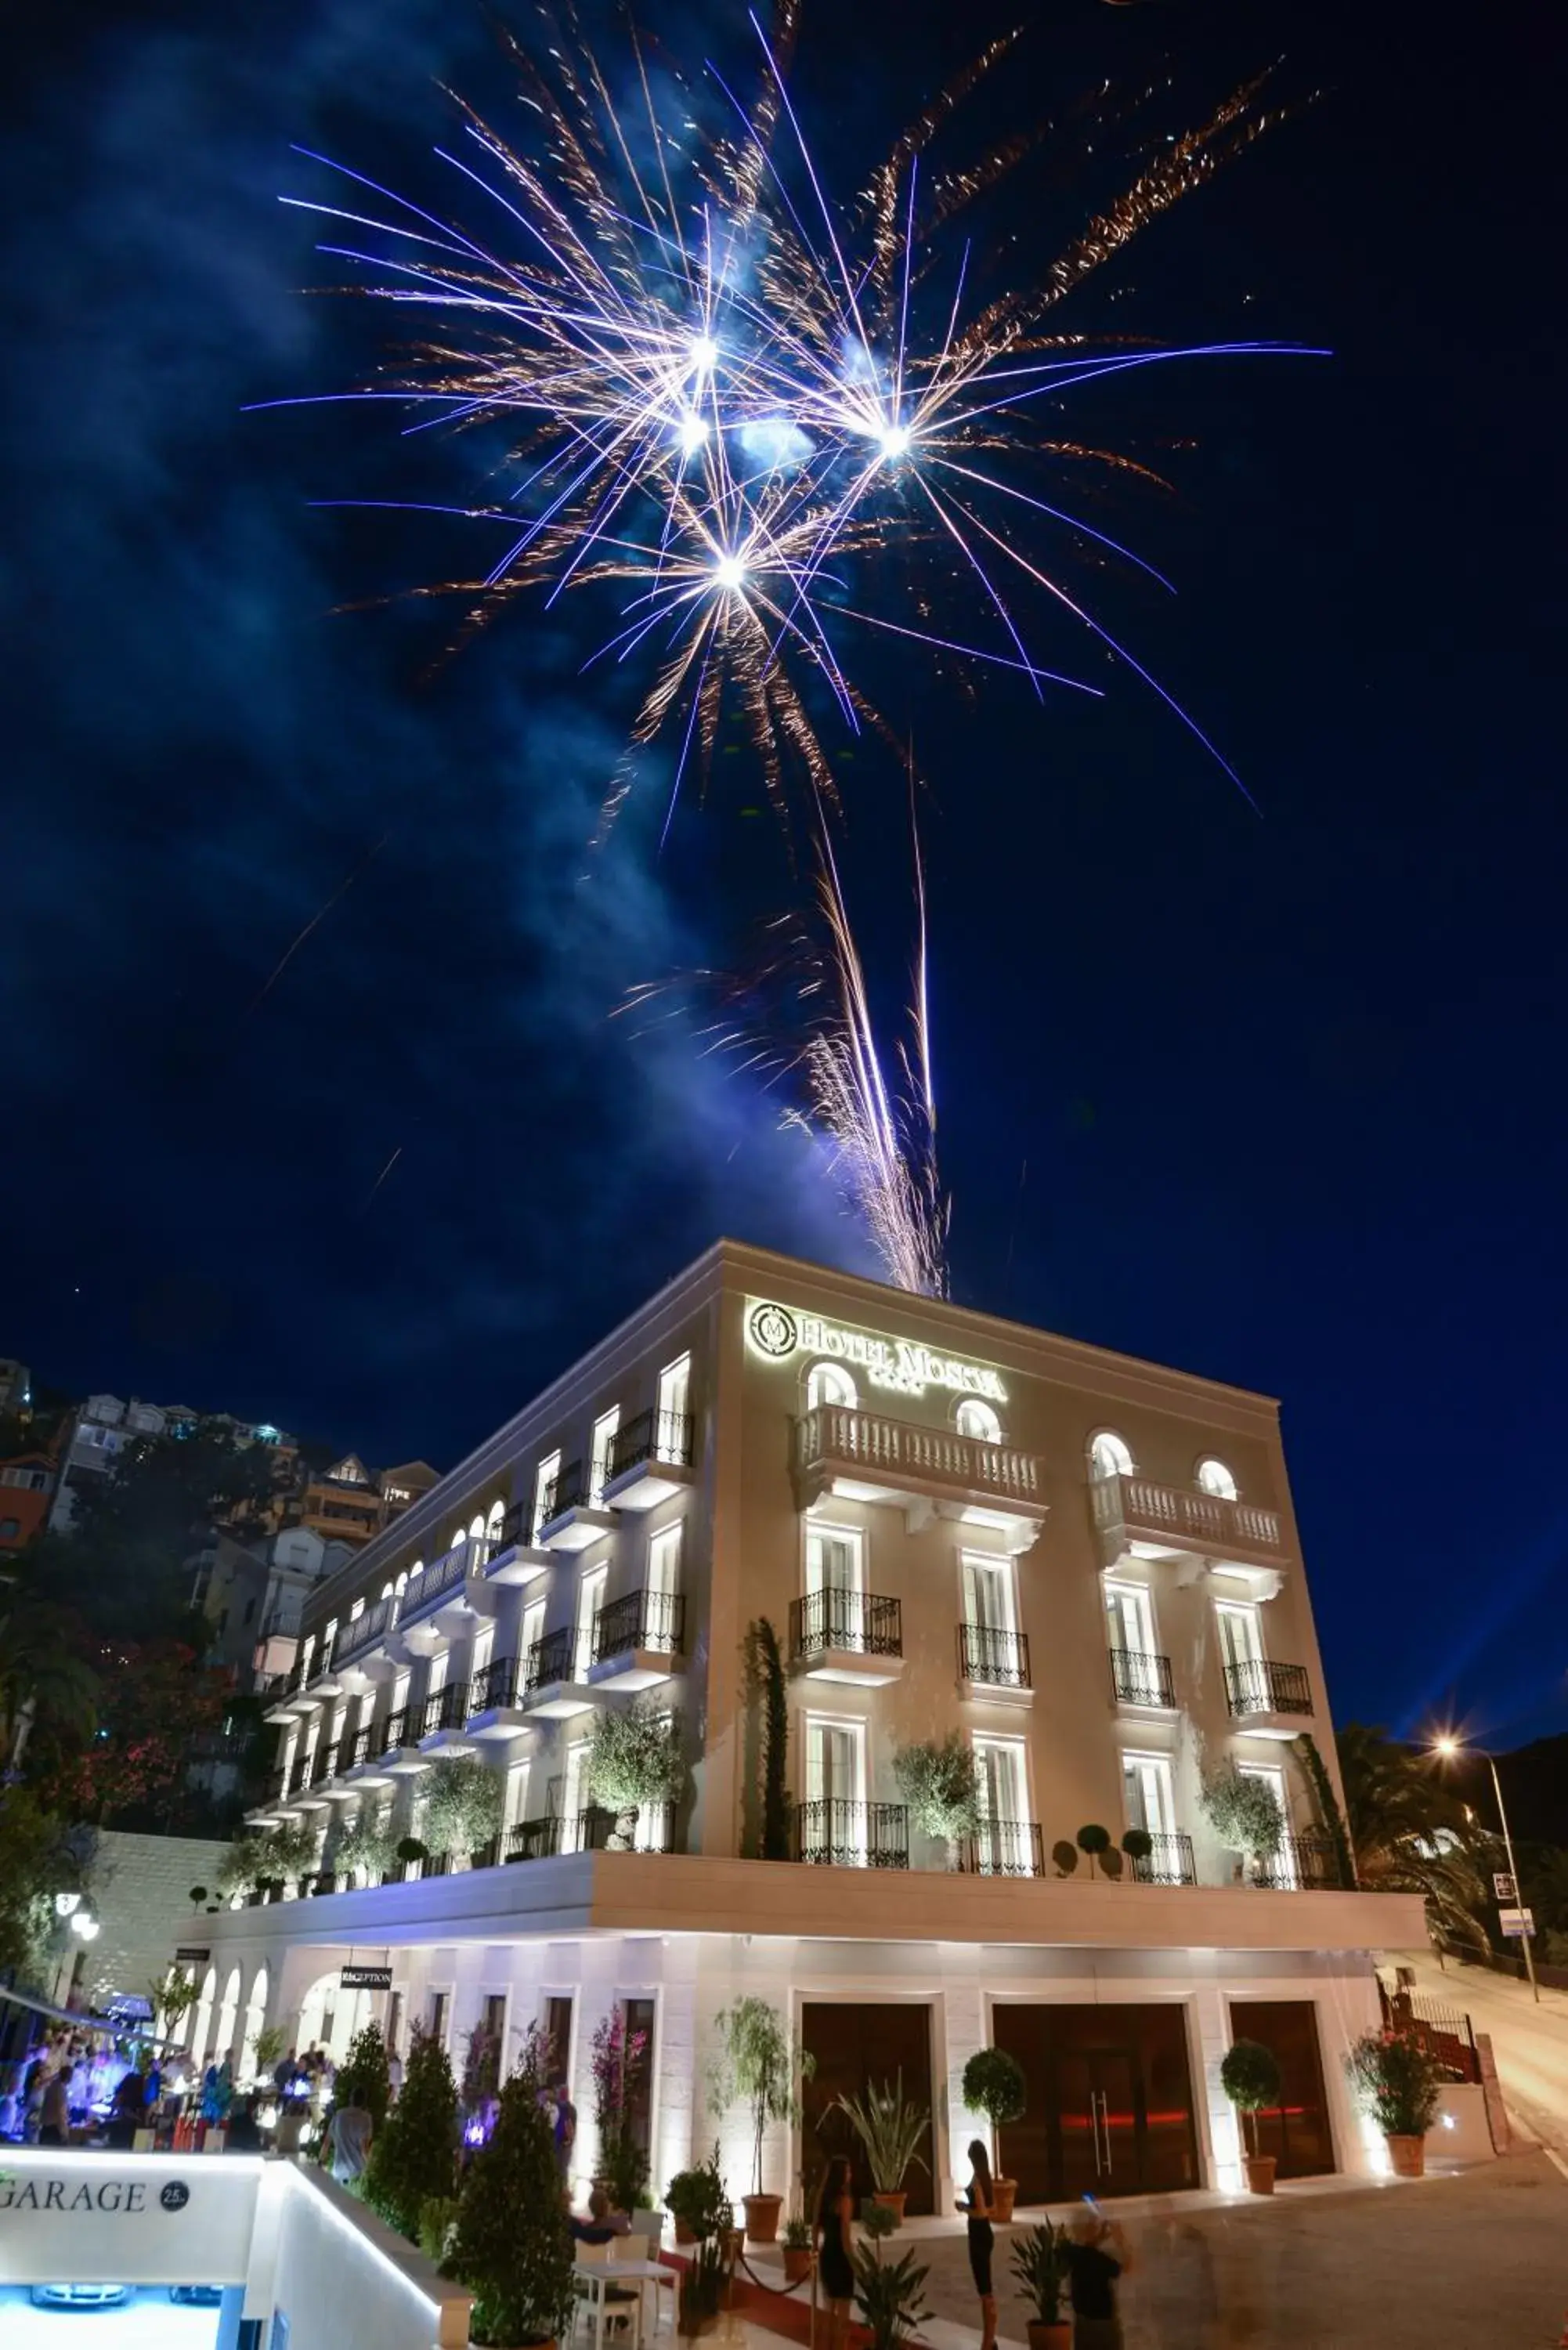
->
[[192, 1240, 1422, 2205]]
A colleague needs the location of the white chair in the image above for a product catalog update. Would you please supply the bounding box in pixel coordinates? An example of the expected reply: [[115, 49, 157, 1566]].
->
[[574, 2240, 641, 2350]]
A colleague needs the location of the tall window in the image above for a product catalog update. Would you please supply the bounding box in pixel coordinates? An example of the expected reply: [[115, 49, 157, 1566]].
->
[[576, 1563, 607, 1682], [656, 1355, 691, 1460], [533, 1451, 562, 1544], [973, 1737, 1028, 1866], [1197, 1457, 1238, 1500], [521, 1596, 547, 1676], [1216, 1601, 1264, 1672], [428, 1989, 450, 2048], [1104, 1580, 1157, 1660], [804, 1716, 865, 1814], [1239, 1761, 1292, 1882], [1122, 1751, 1176, 1839], [956, 1397, 1002, 1444], [591, 1408, 621, 1506], [806, 1517, 864, 1647], [648, 1522, 683, 1627], [806, 1361, 857, 1412], [486, 1498, 506, 1546], [1089, 1431, 1134, 1482]]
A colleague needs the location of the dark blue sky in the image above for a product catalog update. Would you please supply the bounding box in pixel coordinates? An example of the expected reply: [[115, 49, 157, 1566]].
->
[[4, 0, 1563, 1748]]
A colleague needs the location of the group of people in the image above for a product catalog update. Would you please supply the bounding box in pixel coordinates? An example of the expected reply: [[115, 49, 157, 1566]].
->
[[811, 2143, 1131, 2350], [0, 2037, 182, 2147]]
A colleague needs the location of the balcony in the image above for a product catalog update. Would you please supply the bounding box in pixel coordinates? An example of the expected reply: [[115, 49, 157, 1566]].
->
[[795, 1797, 909, 1870], [479, 1504, 553, 1589], [601, 1408, 695, 1512], [794, 1405, 1046, 1550], [789, 1588, 905, 1687], [589, 1588, 687, 1691], [1252, 1830, 1342, 1891], [1109, 1647, 1176, 1711], [343, 1723, 393, 1788], [295, 1744, 338, 1809], [465, 1654, 534, 1742], [1090, 1472, 1284, 1582], [957, 1622, 1032, 1703], [1130, 1831, 1197, 1886], [375, 1705, 428, 1776], [537, 1459, 616, 1553], [1224, 1657, 1314, 1735], [419, 1682, 476, 1752], [519, 1625, 595, 1721], [959, 1818, 1045, 1878], [506, 1802, 675, 1861], [396, 1542, 495, 1651]]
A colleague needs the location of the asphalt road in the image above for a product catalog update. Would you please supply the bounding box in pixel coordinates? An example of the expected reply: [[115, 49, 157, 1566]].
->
[[1398, 1946, 1568, 2160]]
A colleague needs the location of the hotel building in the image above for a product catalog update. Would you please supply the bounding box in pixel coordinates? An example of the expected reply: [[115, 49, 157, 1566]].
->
[[193, 1240, 1422, 2207]]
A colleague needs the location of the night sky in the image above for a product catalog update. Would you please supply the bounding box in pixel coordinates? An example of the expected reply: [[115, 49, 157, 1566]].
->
[[5, 1, 1563, 1748]]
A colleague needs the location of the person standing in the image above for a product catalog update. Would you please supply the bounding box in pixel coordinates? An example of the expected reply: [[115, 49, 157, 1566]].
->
[[38, 2066, 70, 2148], [327, 2095, 374, 2186], [956, 2139, 998, 2350], [386, 2045, 405, 2103], [1062, 2211, 1131, 2350], [814, 2156, 856, 2350], [552, 2077, 577, 2182]]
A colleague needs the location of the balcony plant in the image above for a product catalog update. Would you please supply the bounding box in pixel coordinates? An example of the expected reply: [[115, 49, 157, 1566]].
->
[[448, 2070, 576, 2348], [424, 1755, 504, 1862], [586, 1701, 684, 1850], [834, 2073, 929, 2225], [893, 1734, 982, 1869], [1120, 1827, 1154, 1875], [1050, 1842, 1078, 1878], [365, 2024, 459, 2241], [1075, 1824, 1112, 1878], [1010, 2219, 1071, 2350], [851, 2243, 931, 2350], [782, 2212, 814, 2286], [1219, 2038, 1282, 2194], [591, 2008, 650, 2214], [707, 1996, 815, 2243], [961, 2047, 1026, 2222], [665, 2144, 733, 2247], [336, 1810, 398, 1886], [1201, 1763, 1284, 1875], [743, 1618, 792, 1860], [1347, 2030, 1444, 2178]]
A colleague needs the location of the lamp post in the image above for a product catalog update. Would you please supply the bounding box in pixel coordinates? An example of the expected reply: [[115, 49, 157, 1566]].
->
[[1432, 1734, 1537, 2004]]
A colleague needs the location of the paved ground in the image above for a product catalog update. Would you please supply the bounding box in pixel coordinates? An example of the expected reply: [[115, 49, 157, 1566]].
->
[[743, 2155, 1568, 2350], [1397, 1946, 1568, 2160]]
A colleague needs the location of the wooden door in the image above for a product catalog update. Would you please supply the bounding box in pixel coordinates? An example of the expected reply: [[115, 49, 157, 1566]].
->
[[1229, 1999, 1334, 2178], [993, 2002, 1199, 2203], [801, 2001, 935, 2215]]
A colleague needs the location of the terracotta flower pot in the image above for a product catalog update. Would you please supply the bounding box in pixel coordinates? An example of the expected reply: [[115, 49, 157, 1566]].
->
[[782, 2247, 815, 2286], [1386, 2132, 1425, 2178], [674, 2218, 696, 2246], [743, 2193, 782, 2245], [870, 2190, 907, 2222], [1025, 2325, 1071, 2350], [1244, 2154, 1277, 2196], [991, 2178, 1017, 2223]]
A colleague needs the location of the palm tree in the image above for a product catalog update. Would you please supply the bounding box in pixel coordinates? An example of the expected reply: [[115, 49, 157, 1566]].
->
[[1336, 1724, 1490, 1952]]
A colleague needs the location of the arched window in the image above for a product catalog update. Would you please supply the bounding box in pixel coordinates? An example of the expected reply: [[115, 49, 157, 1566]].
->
[[956, 1397, 1003, 1445], [396, 1567, 414, 1597], [806, 1361, 857, 1412], [468, 1512, 486, 1547], [380, 1580, 394, 1601], [1196, 1458, 1238, 1500], [1089, 1431, 1134, 1482]]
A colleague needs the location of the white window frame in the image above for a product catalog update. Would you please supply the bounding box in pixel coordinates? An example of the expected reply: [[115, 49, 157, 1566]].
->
[[591, 1408, 621, 1506], [1197, 1457, 1239, 1500], [656, 1355, 691, 1461], [1104, 1578, 1158, 1661], [802, 1712, 867, 1813], [1089, 1430, 1134, 1482], [956, 1396, 1003, 1444], [1121, 1749, 1178, 1840], [972, 1732, 1029, 1825], [533, 1451, 562, 1544], [576, 1561, 608, 1683], [806, 1360, 857, 1412]]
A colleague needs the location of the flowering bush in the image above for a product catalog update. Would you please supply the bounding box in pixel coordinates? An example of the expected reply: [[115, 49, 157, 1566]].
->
[[1346, 2030, 1443, 2138]]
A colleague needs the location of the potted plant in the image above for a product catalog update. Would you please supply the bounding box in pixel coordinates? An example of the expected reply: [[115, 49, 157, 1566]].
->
[[1075, 1824, 1112, 1878], [1120, 1827, 1154, 1877], [782, 2213, 814, 2286], [962, 2046, 1026, 2222], [666, 2146, 732, 2248], [851, 2242, 930, 2350], [1348, 2030, 1444, 2178], [1219, 2039, 1282, 2194], [835, 2073, 929, 2225], [365, 2024, 459, 2240], [449, 2071, 576, 2348], [1010, 2220, 1071, 2350], [424, 1755, 504, 1864], [587, 1701, 685, 1850], [591, 2008, 650, 2214], [707, 1996, 815, 2243], [1201, 1764, 1285, 1878], [677, 2237, 726, 2339], [894, 1735, 982, 1869], [336, 1810, 399, 1886]]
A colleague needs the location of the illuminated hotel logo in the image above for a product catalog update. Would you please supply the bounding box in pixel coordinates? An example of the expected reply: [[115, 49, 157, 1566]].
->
[[745, 1300, 1007, 1403]]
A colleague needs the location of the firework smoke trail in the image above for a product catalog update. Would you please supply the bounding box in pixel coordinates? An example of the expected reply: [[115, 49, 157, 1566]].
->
[[269, 8, 1307, 1290]]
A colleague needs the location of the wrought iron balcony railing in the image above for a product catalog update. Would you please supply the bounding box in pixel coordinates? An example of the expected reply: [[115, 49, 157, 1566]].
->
[[398, 1544, 471, 1623], [1223, 1658, 1314, 1719], [1252, 1829, 1340, 1890], [377, 1706, 410, 1755], [789, 1588, 902, 1662], [338, 1593, 396, 1664], [794, 1797, 909, 1869], [957, 1622, 1031, 1689], [1110, 1647, 1176, 1708], [347, 1726, 374, 1770], [303, 1744, 338, 1789], [539, 1459, 587, 1525], [468, 1654, 522, 1716], [609, 1407, 695, 1480], [421, 1683, 470, 1739], [959, 1817, 1045, 1877], [592, 1586, 685, 1665], [504, 1803, 674, 1861], [1129, 1831, 1197, 1886], [522, 1624, 575, 1694]]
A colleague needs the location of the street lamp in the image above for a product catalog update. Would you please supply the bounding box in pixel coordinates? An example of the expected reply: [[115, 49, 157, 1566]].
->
[[1431, 1733, 1537, 2004]]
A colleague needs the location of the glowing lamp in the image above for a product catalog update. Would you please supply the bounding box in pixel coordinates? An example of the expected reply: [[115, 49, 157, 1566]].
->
[[71, 1913, 100, 1941], [54, 1892, 82, 1918], [1431, 1734, 1460, 1759], [714, 555, 746, 593]]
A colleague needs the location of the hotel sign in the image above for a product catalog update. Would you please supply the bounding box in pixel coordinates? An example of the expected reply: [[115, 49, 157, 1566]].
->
[[746, 1300, 1007, 1403]]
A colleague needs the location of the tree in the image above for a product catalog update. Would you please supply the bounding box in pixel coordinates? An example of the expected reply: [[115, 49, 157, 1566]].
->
[[449, 2072, 576, 2348], [0, 1585, 98, 1773], [586, 1704, 684, 1846], [747, 1618, 791, 1861], [1201, 1764, 1284, 1867], [1336, 1725, 1489, 1951], [32, 1639, 230, 1828], [893, 1735, 981, 1867], [591, 2008, 650, 2210], [421, 1756, 504, 1860], [46, 1423, 279, 1641], [365, 2024, 459, 2240], [0, 1790, 81, 1985], [707, 1997, 815, 2200], [337, 2022, 392, 2131]]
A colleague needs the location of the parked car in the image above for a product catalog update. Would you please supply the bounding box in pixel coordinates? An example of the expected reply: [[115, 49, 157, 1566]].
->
[[30, 2283, 132, 2310]]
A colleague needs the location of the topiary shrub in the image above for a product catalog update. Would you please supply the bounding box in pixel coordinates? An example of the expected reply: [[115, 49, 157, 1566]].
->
[[1050, 1841, 1078, 1878], [587, 1702, 684, 1848], [1120, 1827, 1154, 1865], [962, 2046, 1026, 2131], [1220, 2040, 1281, 2157], [449, 2071, 575, 2347], [1076, 1824, 1111, 1877], [337, 2022, 392, 2131], [365, 2024, 458, 2240]]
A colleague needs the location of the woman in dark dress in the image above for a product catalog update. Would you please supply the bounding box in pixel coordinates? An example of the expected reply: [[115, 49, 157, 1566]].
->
[[957, 2139, 997, 2350], [814, 2155, 855, 2350]]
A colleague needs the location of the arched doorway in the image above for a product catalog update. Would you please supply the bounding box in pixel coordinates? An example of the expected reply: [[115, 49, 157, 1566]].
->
[[214, 1966, 241, 2063], [296, 1965, 374, 2064], [189, 1967, 218, 2070]]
